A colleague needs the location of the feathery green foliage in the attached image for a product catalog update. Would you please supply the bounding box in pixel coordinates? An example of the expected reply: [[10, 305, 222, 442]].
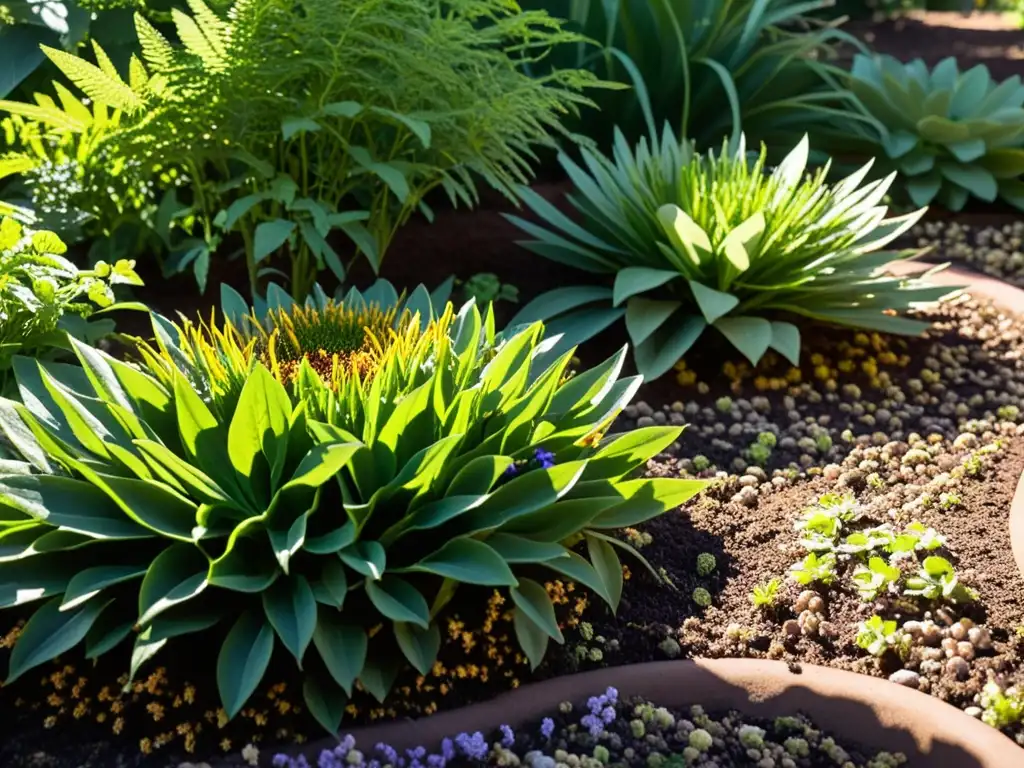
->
[[506, 130, 958, 380], [0, 215, 142, 395], [0, 298, 704, 731], [3, 0, 596, 299], [844, 54, 1024, 211], [521, 0, 873, 155]]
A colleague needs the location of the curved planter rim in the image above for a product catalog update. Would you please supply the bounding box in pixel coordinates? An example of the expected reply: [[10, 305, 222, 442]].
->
[[1011, 470, 1024, 582], [248, 660, 1020, 768]]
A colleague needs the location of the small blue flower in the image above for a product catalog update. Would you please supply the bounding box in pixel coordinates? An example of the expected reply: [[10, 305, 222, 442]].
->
[[499, 724, 515, 747], [605, 686, 619, 703], [273, 756, 291, 768], [601, 705, 616, 724], [426, 755, 445, 768], [504, 462, 519, 477], [319, 751, 342, 768], [534, 448, 555, 469], [454, 732, 488, 760], [540, 717, 556, 738], [440, 738, 455, 761], [581, 713, 604, 737]]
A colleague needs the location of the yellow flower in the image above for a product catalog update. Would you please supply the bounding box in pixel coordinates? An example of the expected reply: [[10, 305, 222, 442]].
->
[[139, 738, 153, 755]]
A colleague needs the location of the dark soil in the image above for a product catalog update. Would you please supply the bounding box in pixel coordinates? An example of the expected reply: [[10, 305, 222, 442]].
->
[[568, 436, 1024, 743], [841, 11, 1024, 82]]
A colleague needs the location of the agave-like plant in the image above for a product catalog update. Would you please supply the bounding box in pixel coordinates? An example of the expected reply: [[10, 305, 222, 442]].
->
[[846, 54, 1024, 211], [507, 131, 959, 380], [0, 297, 704, 733], [220, 277, 455, 332]]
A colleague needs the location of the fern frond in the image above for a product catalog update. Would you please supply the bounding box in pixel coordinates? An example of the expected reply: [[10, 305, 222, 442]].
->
[[172, 9, 228, 72], [0, 99, 86, 132], [128, 55, 149, 92], [53, 82, 93, 124], [41, 46, 143, 114], [0, 154, 37, 179], [90, 40, 121, 80], [135, 13, 176, 72], [185, 0, 230, 59]]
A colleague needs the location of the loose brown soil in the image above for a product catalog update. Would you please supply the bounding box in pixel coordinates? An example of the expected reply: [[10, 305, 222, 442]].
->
[[570, 436, 1024, 745], [841, 11, 1024, 82]]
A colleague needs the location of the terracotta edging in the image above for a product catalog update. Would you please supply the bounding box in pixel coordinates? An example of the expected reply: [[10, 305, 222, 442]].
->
[[250, 660, 1020, 767], [1012, 471, 1024, 583]]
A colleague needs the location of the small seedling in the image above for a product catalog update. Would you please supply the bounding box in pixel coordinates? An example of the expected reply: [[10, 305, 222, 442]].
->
[[855, 615, 903, 657], [789, 552, 837, 586], [851, 556, 901, 601], [750, 579, 782, 609], [903, 556, 977, 604]]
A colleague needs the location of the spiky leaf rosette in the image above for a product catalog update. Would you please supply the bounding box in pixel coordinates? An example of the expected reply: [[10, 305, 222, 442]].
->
[[0, 299, 705, 734], [506, 130, 960, 380], [847, 54, 1024, 212]]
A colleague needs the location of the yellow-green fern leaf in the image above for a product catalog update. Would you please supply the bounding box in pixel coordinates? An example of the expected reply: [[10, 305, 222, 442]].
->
[[0, 99, 85, 132], [129, 54, 149, 92], [53, 81, 93, 125], [135, 13, 176, 72], [90, 39, 120, 80], [40, 46, 143, 113], [0, 154, 37, 179], [185, 0, 229, 59], [172, 8, 228, 72]]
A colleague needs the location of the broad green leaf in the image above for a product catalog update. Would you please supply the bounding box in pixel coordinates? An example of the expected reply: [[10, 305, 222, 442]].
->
[[588, 478, 706, 529], [315, 558, 348, 608], [714, 316, 773, 365], [338, 541, 385, 580], [262, 574, 317, 665], [612, 267, 680, 307], [511, 578, 563, 642], [7, 596, 107, 682], [228, 365, 292, 499], [581, 427, 682, 481], [358, 655, 401, 703], [61, 564, 147, 611], [217, 610, 275, 718], [456, 461, 588, 533], [137, 543, 208, 626], [624, 298, 682, 348], [412, 538, 517, 586], [282, 115, 321, 140], [253, 219, 296, 263], [0, 474, 151, 539], [303, 673, 347, 736], [207, 521, 280, 592], [447, 456, 514, 496], [304, 520, 356, 555], [768, 321, 801, 366], [134, 439, 231, 505], [84, 605, 135, 660], [689, 281, 739, 324], [75, 470, 198, 541], [513, 603, 549, 671], [485, 533, 568, 563], [633, 314, 707, 382], [586, 533, 623, 611], [283, 442, 360, 491], [312, 609, 366, 696], [540, 550, 612, 606], [394, 621, 441, 676], [365, 575, 430, 628], [657, 205, 713, 265], [501, 497, 616, 542]]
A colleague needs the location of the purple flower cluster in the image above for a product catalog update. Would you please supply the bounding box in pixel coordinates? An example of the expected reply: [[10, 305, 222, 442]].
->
[[271, 727, 502, 768], [534, 448, 555, 469], [580, 687, 619, 737], [269, 689, 619, 768]]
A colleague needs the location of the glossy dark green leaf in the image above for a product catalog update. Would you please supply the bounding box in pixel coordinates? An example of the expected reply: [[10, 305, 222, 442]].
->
[[137, 543, 208, 626], [338, 541, 385, 580], [394, 621, 441, 676], [303, 673, 347, 736], [262, 574, 317, 666], [413, 538, 517, 587], [61, 564, 147, 611], [7, 596, 107, 682], [217, 610, 275, 718], [312, 608, 366, 696], [365, 575, 429, 628]]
